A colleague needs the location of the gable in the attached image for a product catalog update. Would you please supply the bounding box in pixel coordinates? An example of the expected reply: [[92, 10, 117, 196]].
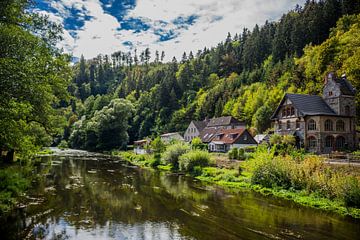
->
[[234, 130, 257, 144]]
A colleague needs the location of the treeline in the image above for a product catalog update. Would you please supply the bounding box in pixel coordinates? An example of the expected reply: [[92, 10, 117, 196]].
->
[[67, 0, 360, 150]]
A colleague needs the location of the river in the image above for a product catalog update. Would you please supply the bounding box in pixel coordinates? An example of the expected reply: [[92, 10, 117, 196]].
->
[[0, 149, 359, 240]]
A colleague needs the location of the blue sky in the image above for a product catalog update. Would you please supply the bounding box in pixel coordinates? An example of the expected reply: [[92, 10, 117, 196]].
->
[[34, 0, 306, 61]]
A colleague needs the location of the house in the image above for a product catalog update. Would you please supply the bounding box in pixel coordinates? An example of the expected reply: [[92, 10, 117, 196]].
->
[[271, 72, 357, 153], [208, 128, 257, 152], [254, 134, 270, 144], [184, 116, 245, 142], [184, 120, 208, 142], [206, 116, 245, 130], [134, 139, 151, 154], [160, 132, 184, 143], [199, 128, 218, 143]]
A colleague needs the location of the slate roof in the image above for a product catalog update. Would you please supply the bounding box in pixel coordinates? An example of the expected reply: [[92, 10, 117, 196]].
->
[[199, 128, 218, 143], [271, 93, 336, 119], [192, 120, 207, 132], [207, 116, 245, 127], [336, 76, 356, 96]]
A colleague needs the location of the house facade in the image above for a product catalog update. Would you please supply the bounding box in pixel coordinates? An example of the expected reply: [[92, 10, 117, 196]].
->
[[208, 128, 257, 152], [184, 120, 207, 142], [184, 116, 246, 142], [271, 73, 357, 153], [134, 139, 151, 154]]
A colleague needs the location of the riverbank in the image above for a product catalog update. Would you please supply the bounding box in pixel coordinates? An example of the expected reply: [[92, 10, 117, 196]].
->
[[115, 149, 360, 219]]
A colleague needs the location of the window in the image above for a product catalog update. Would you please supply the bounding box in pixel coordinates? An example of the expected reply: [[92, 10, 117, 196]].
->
[[325, 136, 334, 148], [290, 107, 295, 116], [282, 109, 286, 117], [345, 106, 351, 116], [308, 119, 316, 131], [308, 136, 317, 148], [278, 122, 282, 130], [328, 91, 333, 96], [244, 135, 247, 140], [296, 120, 300, 129], [325, 119, 333, 131], [286, 120, 291, 130], [336, 120, 345, 131], [335, 136, 345, 149], [286, 108, 290, 116]]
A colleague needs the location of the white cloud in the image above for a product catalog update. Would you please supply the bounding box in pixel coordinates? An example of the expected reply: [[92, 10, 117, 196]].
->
[[38, 0, 306, 61]]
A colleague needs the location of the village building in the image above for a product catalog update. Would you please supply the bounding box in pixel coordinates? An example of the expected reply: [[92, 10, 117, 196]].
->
[[184, 116, 245, 142], [160, 132, 184, 143], [208, 128, 257, 152], [254, 134, 270, 144], [184, 120, 207, 142], [133, 139, 151, 154], [206, 116, 246, 130], [271, 72, 357, 153]]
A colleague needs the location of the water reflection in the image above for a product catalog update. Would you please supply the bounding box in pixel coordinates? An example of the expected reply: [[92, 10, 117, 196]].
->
[[0, 153, 359, 240]]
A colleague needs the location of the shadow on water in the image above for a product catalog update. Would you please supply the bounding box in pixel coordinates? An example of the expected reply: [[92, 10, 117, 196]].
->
[[0, 150, 359, 240]]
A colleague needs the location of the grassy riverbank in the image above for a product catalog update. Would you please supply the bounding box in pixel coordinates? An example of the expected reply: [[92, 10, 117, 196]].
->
[[114, 145, 360, 219]]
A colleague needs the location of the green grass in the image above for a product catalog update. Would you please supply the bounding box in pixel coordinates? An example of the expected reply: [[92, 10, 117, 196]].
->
[[115, 150, 360, 219], [36, 148, 54, 155]]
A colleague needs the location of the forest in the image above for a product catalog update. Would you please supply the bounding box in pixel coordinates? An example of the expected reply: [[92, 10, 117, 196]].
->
[[1, 0, 360, 155], [65, 0, 360, 151]]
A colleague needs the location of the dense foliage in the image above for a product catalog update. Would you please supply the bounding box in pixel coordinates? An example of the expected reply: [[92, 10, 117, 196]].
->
[[66, 0, 360, 149], [0, 0, 71, 158]]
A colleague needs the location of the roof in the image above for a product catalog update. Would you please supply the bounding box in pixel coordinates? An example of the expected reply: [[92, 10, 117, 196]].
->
[[199, 128, 218, 143], [210, 128, 246, 144], [271, 93, 336, 119], [335, 76, 356, 96], [254, 134, 268, 143], [192, 120, 207, 132], [206, 116, 245, 127], [134, 139, 150, 145], [160, 132, 181, 137]]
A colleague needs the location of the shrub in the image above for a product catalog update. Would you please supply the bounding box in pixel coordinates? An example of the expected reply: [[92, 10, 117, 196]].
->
[[149, 153, 161, 168], [250, 157, 292, 189], [282, 135, 296, 146], [269, 134, 282, 145], [238, 148, 246, 160], [151, 137, 166, 153], [228, 148, 238, 160], [179, 150, 211, 173], [342, 177, 360, 208], [162, 143, 190, 169], [58, 140, 68, 149]]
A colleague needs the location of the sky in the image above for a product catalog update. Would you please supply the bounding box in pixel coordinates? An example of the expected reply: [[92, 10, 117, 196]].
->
[[34, 0, 306, 61]]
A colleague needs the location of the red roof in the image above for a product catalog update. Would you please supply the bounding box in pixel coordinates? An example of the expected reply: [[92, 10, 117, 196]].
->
[[211, 128, 246, 144]]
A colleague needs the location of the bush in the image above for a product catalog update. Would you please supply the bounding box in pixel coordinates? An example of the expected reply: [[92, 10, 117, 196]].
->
[[228, 148, 238, 160], [269, 134, 282, 145], [162, 143, 190, 169], [250, 157, 292, 188], [149, 153, 161, 168], [179, 150, 211, 173], [238, 148, 246, 160], [58, 140, 68, 149], [342, 177, 360, 208]]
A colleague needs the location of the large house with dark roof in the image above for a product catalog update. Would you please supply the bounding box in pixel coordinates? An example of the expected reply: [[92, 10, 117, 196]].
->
[[208, 128, 257, 152], [184, 116, 245, 142], [271, 72, 357, 153]]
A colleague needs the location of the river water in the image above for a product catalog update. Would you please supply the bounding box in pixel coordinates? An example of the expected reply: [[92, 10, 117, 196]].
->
[[0, 150, 359, 240]]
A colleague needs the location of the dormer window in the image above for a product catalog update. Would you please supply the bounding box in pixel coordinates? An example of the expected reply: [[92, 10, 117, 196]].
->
[[328, 91, 333, 96]]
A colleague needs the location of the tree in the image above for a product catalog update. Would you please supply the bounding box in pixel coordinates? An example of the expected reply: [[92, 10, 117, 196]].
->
[[151, 137, 165, 154], [0, 0, 71, 159]]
